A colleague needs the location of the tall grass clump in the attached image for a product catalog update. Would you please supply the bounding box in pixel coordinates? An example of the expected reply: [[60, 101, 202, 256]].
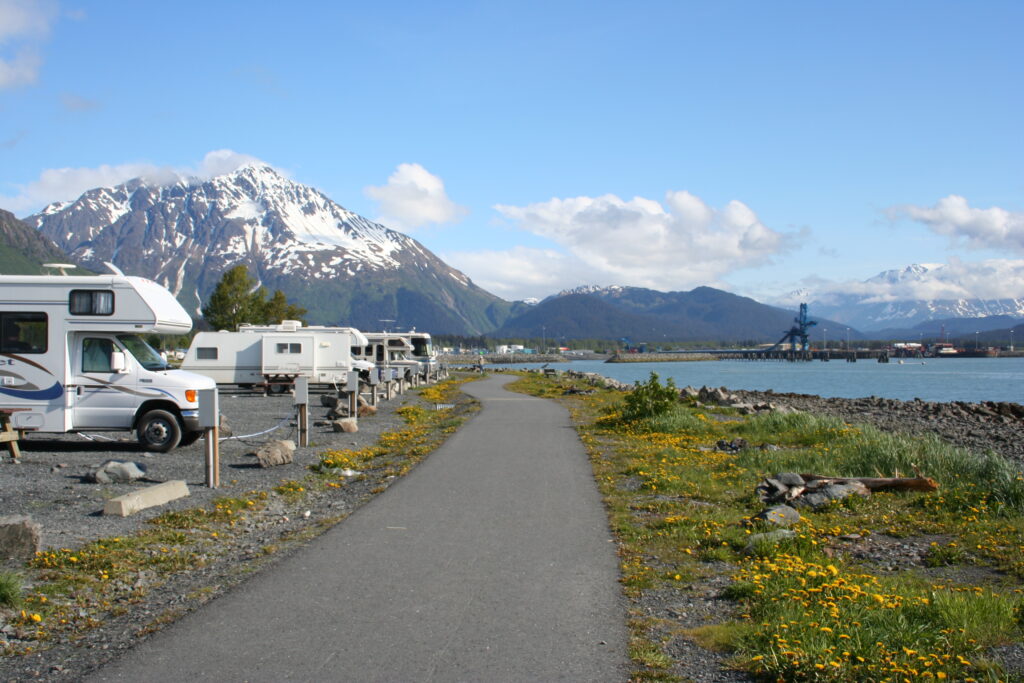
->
[[0, 570, 23, 607]]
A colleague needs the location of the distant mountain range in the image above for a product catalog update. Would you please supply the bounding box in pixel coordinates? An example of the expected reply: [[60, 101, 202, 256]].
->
[[5, 167, 1022, 342], [24, 165, 512, 335], [494, 285, 859, 344], [782, 264, 1024, 332]]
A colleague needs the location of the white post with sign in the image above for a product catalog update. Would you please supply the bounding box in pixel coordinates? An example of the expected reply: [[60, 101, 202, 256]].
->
[[198, 388, 220, 489], [346, 370, 360, 424]]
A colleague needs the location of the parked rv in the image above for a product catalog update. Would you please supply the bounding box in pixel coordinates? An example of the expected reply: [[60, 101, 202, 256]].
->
[[354, 332, 422, 382], [0, 269, 215, 451], [182, 320, 372, 392], [407, 331, 439, 380]]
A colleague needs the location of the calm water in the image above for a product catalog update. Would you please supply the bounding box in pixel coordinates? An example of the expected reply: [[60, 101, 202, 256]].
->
[[488, 357, 1024, 404]]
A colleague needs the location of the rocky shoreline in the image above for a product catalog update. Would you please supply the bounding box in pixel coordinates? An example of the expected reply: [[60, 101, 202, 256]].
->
[[557, 369, 1024, 465]]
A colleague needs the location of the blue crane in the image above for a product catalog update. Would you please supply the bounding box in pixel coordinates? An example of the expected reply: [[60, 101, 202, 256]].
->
[[768, 303, 817, 352]]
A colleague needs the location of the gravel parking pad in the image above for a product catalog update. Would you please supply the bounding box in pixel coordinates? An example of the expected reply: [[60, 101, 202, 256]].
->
[[2, 388, 414, 551]]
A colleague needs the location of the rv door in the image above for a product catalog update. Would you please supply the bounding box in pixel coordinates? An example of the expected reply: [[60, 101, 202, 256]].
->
[[71, 335, 139, 428]]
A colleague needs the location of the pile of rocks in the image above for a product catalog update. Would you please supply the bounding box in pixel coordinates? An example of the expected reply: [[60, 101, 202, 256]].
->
[[681, 385, 798, 415]]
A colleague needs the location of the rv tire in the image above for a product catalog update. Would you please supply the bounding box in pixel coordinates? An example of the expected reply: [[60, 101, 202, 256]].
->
[[137, 409, 182, 452]]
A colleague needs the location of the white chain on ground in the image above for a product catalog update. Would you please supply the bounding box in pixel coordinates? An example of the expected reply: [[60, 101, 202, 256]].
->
[[77, 414, 295, 444]]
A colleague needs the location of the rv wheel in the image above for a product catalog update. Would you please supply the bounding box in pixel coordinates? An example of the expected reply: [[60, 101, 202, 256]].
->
[[137, 409, 182, 452]]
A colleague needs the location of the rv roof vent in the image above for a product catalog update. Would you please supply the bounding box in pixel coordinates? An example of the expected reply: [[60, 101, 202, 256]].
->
[[42, 263, 77, 275], [279, 320, 302, 332]]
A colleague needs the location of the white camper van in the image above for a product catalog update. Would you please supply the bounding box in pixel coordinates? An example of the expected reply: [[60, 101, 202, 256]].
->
[[182, 321, 372, 391], [0, 270, 215, 452]]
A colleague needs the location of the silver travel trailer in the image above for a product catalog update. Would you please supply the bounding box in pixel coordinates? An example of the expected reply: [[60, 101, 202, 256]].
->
[[182, 321, 372, 391], [0, 269, 215, 451]]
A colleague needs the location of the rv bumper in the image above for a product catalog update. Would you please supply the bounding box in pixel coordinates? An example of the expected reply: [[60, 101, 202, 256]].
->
[[180, 410, 201, 431]]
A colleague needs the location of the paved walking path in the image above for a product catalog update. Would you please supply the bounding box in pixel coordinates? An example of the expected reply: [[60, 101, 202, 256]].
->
[[89, 375, 628, 682]]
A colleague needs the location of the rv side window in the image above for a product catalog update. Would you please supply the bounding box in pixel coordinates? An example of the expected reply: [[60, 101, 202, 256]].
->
[[196, 347, 218, 360], [275, 343, 302, 354], [82, 338, 114, 373], [69, 290, 114, 315], [0, 313, 47, 354]]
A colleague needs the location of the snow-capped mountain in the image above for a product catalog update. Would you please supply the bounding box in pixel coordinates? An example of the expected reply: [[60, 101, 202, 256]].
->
[[781, 263, 1024, 331], [25, 165, 510, 334]]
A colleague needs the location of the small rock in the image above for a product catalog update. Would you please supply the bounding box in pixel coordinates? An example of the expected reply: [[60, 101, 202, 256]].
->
[[752, 505, 801, 528], [332, 419, 358, 433]]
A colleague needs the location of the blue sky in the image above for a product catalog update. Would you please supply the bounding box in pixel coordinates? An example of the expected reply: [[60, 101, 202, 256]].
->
[[2, 0, 1022, 303]]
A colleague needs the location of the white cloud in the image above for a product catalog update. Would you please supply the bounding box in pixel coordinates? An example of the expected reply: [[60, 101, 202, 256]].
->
[[488, 190, 796, 297], [0, 0, 57, 89], [444, 246, 601, 301], [1, 149, 272, 215], [364, 163, 467, 231], [889, 195, 1024, 254]]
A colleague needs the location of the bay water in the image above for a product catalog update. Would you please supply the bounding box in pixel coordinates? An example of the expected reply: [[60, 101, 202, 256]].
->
[[488, 357, 1024, 404]]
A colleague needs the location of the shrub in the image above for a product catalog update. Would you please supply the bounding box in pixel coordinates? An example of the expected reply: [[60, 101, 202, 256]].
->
[[621, 372, 678, 422]]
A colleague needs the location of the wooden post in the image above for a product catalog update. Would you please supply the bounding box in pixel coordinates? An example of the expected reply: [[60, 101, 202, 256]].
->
[[204, 426, 220, 488]]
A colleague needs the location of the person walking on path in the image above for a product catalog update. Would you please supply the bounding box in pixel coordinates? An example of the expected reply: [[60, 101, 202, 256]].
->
[[89, 374, 628, 681]]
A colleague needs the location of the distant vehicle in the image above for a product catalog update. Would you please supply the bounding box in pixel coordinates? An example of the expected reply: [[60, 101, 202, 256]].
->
[[182, 320, 373, 392], [407, 331, 439, 379], [354, 332, 422, 383], [0, 266, 215, 451]]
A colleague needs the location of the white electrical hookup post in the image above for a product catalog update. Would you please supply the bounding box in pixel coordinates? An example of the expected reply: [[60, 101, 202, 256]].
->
[[346, 370, 360, 425], [198, 388, 220, 489], [294, 376, 309, 447]]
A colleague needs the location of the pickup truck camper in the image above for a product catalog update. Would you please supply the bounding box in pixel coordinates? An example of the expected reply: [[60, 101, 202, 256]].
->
[[0, 267, 215, 451], [182, 321, 373, 392]]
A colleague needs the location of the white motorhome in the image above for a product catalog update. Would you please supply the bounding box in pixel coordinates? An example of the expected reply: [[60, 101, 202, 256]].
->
[[182, 321, 372, 391], [0, 270, 215, 452], [354, 332, 422, 382], [407, 331, 439, 380]]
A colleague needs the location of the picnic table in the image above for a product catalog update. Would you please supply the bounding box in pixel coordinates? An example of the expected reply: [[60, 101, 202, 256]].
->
[[0, 409, 26, 462]]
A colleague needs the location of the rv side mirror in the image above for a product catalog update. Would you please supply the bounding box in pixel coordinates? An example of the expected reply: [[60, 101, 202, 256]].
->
[[110, 351, 129, 373]]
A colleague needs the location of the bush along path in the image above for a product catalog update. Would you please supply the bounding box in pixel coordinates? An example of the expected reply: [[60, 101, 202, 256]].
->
[[509, 371, 1024, 683], [0, 377, 478, 681]]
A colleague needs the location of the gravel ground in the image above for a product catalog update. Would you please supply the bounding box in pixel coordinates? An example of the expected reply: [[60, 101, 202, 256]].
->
[[2, 388, 413, 551], [0, 384, 447, 682]]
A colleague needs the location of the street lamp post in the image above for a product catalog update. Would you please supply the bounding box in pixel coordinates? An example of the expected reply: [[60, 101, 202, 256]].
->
[[1011, 328, 1015, 352], [975, 331, 980, 351]]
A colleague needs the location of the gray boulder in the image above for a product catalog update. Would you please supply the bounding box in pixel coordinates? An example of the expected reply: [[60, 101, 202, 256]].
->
[[0, 515, 41, 561], [86, 460, 147, 484], [254, 440, 295, 468]]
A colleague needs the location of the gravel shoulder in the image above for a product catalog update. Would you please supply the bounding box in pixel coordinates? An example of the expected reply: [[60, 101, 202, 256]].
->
[[0, 384, 461, 681]]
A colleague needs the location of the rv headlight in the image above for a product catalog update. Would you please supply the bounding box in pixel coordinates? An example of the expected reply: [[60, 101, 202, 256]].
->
[[185, 389, 197, 403]]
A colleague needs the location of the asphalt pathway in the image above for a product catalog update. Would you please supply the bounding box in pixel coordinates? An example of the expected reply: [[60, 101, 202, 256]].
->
[[89, 374, 629, 682]]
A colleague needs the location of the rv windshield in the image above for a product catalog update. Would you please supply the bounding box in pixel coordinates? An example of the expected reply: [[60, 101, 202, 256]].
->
[[412, 337, 432, 358], [117, 335, 170, 371]]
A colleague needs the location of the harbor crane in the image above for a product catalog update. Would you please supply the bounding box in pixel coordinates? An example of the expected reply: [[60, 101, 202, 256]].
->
[[767, 303, 817, 353]]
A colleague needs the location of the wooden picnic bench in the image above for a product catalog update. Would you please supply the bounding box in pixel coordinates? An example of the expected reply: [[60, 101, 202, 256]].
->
[[0, 409, 27, 462]]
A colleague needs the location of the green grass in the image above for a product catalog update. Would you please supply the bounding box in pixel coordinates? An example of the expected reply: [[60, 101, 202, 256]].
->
[[0, 571, 23, 607], [511, 372, 1024, 682]]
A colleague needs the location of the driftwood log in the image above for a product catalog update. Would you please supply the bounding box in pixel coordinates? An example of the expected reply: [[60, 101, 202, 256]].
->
[[799, 473, 939, 493]]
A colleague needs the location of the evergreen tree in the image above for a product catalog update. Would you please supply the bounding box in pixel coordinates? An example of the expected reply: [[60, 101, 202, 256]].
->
[[201, 266, 266, 331], [262, 289, 307, 324]]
